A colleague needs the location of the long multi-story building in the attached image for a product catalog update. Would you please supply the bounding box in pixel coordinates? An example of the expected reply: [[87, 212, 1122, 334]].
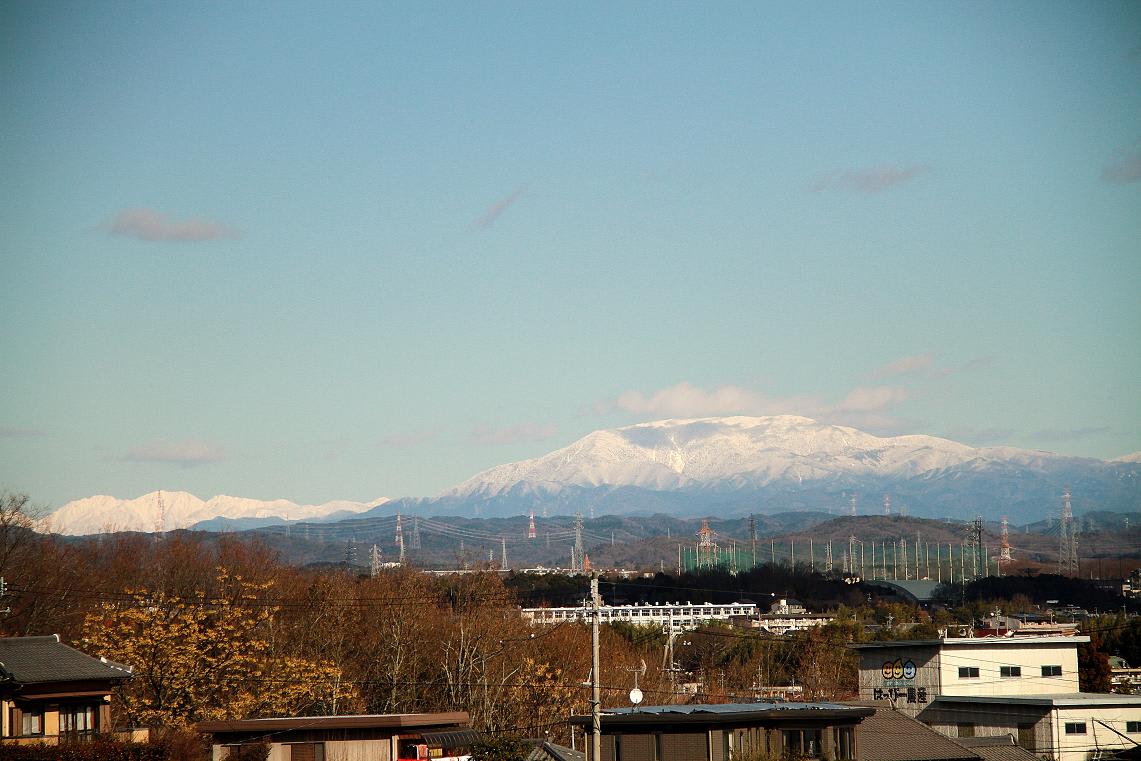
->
[[521, 600, 757, 629]]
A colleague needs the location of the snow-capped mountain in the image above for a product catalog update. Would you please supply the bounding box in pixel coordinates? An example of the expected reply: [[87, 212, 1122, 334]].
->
[[48, 492, 388, 536], [448, 416, 1051, 496], [422, 416, 1138, 521]]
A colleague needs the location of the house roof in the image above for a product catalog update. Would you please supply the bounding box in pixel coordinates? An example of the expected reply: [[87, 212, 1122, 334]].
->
[[571, 701, 873, 728], [524, 740, 585, 761], [852, 636, 1089, 650], [197, 712, 470, 734], [847, 704, 979, 761], [933, 693, 1141, 707], [0, 635, 133, 685], [956, 735, 1040, 761]]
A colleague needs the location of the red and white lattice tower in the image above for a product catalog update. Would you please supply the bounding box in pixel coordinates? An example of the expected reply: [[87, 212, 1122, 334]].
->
[[527, 510, 537, 540], [883, 495, 891, 516], [849, 495, 857, 516], [696, 519, 719, 569], [999, 516, 1012, 565]]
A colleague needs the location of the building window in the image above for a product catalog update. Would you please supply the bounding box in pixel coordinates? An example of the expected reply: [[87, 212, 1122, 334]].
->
[[833, 727, 854, 760], [783, 729, 822, 757], [958, 667, 980, 678], [1064, 723, 1087, 735], [1041, 665, 1062, 677], [1126, 721, 1141, 733], [9, 707, 44, 737], [1000, 666, 1022, 678], [958, 724, 975, 738]]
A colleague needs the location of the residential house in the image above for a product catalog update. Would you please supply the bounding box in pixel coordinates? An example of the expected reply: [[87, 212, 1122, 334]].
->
[[197, 712, 478, 761], [0, 634, 133, 745], [853, 635, 1141, 761], [570, 701, 873, 761]]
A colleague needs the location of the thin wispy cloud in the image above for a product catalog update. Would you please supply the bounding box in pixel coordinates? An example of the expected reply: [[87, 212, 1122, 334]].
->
[[870, 353, 935, 380], [381, 429, 440, 447], [609, 381, 908, 421], [1031, 426, 1110, 443], [1102, 150, 1141, 184], [469, 421, 556, 446], [947, 426, 1016, 446], [812, 164, 929, 193], [0, 426, 46, 438], [832, 385, 910, 413], [108, 208, 240, 242], [121, 438, 225, 467], [473, 187, 525, 228]]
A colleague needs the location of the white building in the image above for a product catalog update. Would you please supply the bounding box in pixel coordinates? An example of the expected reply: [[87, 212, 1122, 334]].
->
[[852, 635, 1141, 761], [754, 598, 833, 636], [521, 600, 757, 629]]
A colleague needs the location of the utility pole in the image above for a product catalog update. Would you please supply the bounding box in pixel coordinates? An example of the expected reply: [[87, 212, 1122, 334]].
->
[[591, 574, 601, 761]]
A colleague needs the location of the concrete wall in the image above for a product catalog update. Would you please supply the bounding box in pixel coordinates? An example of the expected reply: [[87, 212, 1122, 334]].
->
[[938, 643, 1079, 696]]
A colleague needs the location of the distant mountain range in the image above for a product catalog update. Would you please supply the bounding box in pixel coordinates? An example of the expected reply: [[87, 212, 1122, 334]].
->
[[49, 416, 1139, 534], [47, 492, 387, 536]]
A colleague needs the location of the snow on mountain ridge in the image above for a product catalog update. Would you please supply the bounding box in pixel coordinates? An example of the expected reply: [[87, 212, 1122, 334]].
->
[[48, 492, 388, 536], [444, 415, 1031, 498]]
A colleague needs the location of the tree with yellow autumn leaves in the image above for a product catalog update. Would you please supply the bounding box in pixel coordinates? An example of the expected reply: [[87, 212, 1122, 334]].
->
[[81, 568, 355, 726]]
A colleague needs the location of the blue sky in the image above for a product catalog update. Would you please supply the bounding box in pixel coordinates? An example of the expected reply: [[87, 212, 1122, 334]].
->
[[2, 1, 1139, 508]]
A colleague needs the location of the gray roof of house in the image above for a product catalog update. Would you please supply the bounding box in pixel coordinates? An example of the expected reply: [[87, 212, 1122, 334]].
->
[[524, 740, 585, 761], [0, 635, 132, 684], [957, 735, 1040, 761], [846, 704, 980, 761]]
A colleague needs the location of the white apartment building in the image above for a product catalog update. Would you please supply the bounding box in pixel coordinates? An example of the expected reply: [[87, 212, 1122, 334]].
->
[[852, 635, 1141, 761], [521, 600, 757, 629]]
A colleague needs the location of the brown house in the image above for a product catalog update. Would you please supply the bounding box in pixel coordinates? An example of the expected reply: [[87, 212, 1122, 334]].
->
[[0, 634, 133, 744], [570, 702, 874, 761], [197, 712, 478, 761]]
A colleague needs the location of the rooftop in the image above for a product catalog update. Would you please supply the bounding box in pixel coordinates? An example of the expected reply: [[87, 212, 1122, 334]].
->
[[0, 635, 133, 685], [852, 636, 1089, 650], [934, 693, 1141, 707], [197, 712, 470, 733], [572, 701, 873, 727]]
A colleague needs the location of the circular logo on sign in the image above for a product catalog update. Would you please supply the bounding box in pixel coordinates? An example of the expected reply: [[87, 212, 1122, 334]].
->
[[882, 661, 893, 679], [892, 659, 904, 679], [903, 659, 917, 679]]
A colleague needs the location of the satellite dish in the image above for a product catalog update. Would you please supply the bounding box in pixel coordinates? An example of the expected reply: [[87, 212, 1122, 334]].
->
[[629, 687, 643, 706]]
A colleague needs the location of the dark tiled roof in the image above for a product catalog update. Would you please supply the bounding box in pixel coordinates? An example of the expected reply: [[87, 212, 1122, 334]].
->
[[0, 635, 132, 684], [849, 705, 979, 761]]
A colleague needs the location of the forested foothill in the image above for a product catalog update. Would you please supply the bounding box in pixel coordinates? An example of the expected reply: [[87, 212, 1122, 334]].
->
[[2, 492, 1140, 760]]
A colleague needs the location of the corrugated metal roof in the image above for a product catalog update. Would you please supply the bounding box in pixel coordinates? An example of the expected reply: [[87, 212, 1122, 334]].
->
[[419, 729, 482, 748], [0, 635, 133, 685], [602, 701, 861, 716]]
